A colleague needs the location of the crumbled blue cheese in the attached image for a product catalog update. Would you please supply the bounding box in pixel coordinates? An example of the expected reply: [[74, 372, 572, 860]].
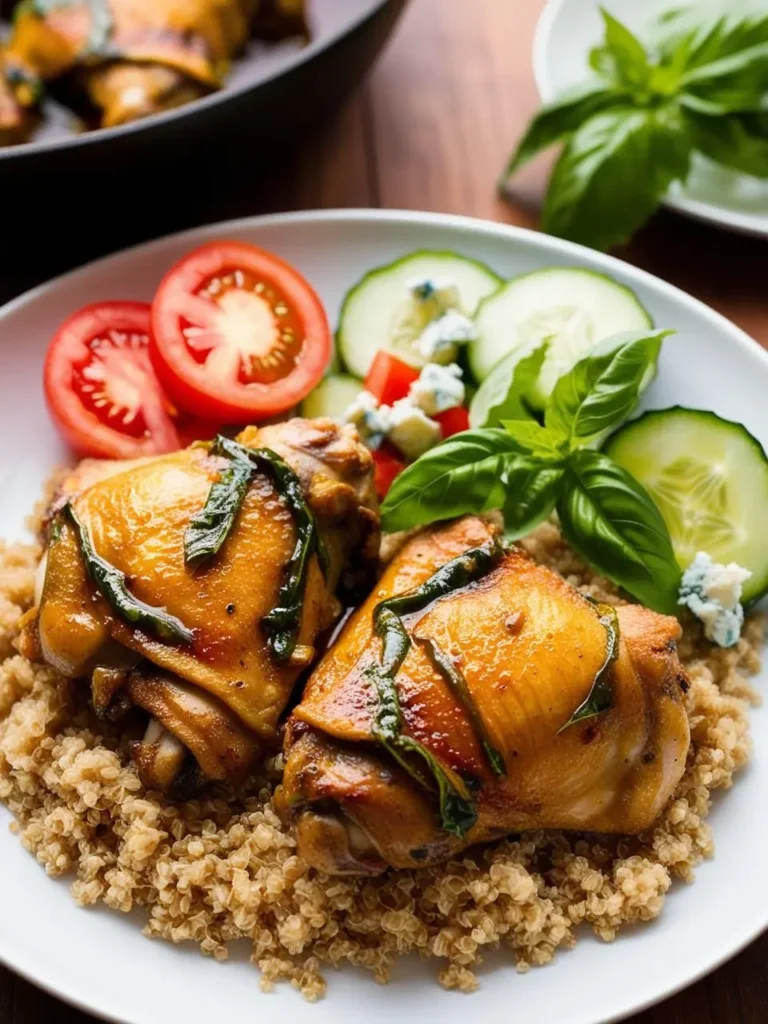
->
[[679, 552, 752, 648], [408, 276, 460, 307], [416, 309, 477, 362], [409, 362, 465, 417], [386, 398, 442, 461], [343, 389, 390, 450]]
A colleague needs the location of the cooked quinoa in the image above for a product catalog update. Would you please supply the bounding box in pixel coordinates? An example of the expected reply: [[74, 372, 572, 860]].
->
[[0, 520, 762, 999]]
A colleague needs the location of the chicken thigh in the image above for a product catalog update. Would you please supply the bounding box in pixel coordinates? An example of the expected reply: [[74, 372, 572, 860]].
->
[[277, 516, 691, 874], [21, 418, 379, 795]]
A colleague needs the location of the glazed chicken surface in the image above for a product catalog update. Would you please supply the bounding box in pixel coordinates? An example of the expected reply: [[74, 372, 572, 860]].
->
[[277, 516, 691, 875], [20, 418, 379, 795]]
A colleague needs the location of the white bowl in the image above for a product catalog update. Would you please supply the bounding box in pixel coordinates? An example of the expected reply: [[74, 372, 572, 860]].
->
[[533, 0, 768, 238], [0, 209, 766, 1024]]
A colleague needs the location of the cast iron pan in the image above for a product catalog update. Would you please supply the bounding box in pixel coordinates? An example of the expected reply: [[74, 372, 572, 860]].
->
[[0, 0, 407, 294]]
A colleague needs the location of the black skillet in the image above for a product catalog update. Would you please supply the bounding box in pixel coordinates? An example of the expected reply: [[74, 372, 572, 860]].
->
[[0, 0, 408, 298]]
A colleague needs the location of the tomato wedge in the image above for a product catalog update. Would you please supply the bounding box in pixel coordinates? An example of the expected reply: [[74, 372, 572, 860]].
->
[[150, 241, 332, 422], [372, 445, 406, 498], [365, 350, 419, 407], [44, 301, 181, 459], [436, 405, 470, 439]]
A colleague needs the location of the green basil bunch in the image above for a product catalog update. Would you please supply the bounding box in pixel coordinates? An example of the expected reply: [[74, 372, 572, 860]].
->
[[380, 330, 683, 616], [501, 7, 768, 250]]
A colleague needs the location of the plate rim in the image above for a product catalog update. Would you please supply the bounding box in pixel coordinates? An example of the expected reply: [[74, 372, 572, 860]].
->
[[0, 0, 397, 162], [531, 0, 768, 239], [1, 206, 767, 1024]]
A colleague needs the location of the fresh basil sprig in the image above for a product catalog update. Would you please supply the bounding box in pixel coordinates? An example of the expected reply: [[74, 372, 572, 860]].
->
[[501, 6, 768, 250], [381, 329, 682, 615]]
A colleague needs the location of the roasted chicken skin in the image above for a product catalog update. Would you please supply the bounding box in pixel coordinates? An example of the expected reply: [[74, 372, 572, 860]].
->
[[21, 418, 379, 794], [0, 0, 307, 137], [277, 516, 691, 875]]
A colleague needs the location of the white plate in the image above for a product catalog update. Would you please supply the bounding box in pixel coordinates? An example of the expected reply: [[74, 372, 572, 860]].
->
[[533, 0, 768, 238], [0, 209, 767, 1024]]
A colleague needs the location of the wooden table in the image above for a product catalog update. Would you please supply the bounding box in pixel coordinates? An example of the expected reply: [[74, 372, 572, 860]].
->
[[1, 0, 767, 1020]]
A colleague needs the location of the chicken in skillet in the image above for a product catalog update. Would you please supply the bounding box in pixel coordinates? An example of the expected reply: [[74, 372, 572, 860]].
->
[[277, 515, 691, 874], [0, 0, 307, 138], [19, 417, 379, 795]]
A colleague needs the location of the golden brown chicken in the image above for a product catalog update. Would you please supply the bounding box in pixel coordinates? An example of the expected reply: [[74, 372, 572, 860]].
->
[[20, 418, 379, 795], [0, 0, 307, 137], [0, 47, 34, 145], [277, 516, 691, 874]]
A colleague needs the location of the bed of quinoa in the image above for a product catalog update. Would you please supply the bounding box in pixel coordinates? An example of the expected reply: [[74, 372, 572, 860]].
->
[[0, 519, 763, 1000]]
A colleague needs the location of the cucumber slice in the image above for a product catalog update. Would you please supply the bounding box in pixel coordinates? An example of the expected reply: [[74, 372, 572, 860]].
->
[[469, 268, 652, 407], [337, 250, 501, 378], [605, 407, 768, 604], [300, 374, 362, 420]]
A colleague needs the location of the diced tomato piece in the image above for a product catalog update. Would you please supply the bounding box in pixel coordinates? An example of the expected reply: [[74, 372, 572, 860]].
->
[[436, 405, 470, 438], [364, 350, 419, 407], [372, 444, 406, 498]]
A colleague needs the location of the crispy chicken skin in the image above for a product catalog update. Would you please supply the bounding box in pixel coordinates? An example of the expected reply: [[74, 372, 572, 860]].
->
[[277, 516, 691, 874], [21, 419, 379, 794], [0, 0, 307, 135]]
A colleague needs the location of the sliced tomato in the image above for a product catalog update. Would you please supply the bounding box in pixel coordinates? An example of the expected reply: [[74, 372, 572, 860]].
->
[[436, 405, 470, 439], [150, 241, 332, 422], [372, 444, 406, 499], [364, 350, 419, 407], [44, 301, 181, 459]]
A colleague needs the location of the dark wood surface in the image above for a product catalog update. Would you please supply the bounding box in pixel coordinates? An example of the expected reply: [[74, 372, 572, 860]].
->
[[1, 0, 767, 1020]]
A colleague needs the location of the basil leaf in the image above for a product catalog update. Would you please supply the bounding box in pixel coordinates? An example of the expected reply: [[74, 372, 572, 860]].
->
[[501, 80, 624, 179], [589, 9, 652, 93], [184, 459, 253, 567], [545, 330, 671, 449], [501, 459, 564, 542], [380, 429, 527, 532], [656, 10, 768, 73], [500, 419, 567, 460], [559, 603, 620, 730], [417, 636, 505, 777], [204, 435, 323, 663], [368, 544, 501, 837], [469, 340, 548, 428], [542, 105, 692, 251], [65, 505, 195, 645], [685, 108, 768, 177], [556, 450, 681, 615], [682, 43, 768, 114]]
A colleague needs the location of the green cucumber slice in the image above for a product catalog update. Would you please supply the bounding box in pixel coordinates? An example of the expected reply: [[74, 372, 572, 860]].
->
[[605, 407, 768, 604], [337, 250, 501, 378], [300, 374, 362, 420], [469, 268, 652, 407]]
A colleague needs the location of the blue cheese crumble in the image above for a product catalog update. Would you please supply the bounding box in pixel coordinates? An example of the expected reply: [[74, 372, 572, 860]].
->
[[408, 277, 459, 306], [409, 363, 465, 417], [343, 361, 465, 460], [343, 390, 390, 450], [387, 399, 442, 460], [417, 309, 477, 362], [679, 552, 752, 648]]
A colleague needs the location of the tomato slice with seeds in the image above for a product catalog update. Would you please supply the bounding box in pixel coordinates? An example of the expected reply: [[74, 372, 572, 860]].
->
[[150, 241, 332, 422], [44, 301, 181, 459]]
